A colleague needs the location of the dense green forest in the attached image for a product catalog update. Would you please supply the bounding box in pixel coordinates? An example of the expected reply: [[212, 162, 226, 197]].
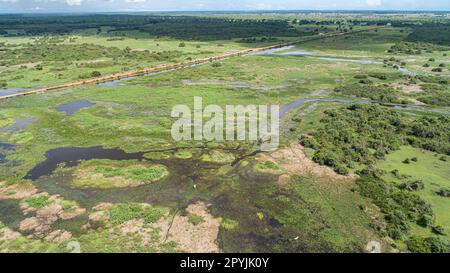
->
[[406, 25, 450, 45], [0, 15, 303, 40], [300, 104, 450, 175], [0, 41, 181, 66]]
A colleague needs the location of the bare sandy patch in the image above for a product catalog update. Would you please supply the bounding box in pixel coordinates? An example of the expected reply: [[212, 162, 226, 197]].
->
[[44, 229, 72, 243], [393, 84, 423, 94], [0, 226, 20, 244], [88, 203, 113, 224], [19, 193, 85, 237], [131, 48, 148, 52], [88, 211, 109, 224], [408, 98, 426, 106], [0, 181, 37, 200], [21, 193, 85, 219], [93, 202, 114, 211], [310, 89, 330, 97], [118, 219, 159, 247], [277, 174, 291, 185], [59, 206, 86, 220], [19, 216, 55, 235], [85, 201, 219, 252], [258, 141, 355, 187], [156, 201, 220, 253]]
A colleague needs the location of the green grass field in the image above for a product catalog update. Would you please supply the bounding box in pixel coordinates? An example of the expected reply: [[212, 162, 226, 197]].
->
[[378, 146, 450, 240]]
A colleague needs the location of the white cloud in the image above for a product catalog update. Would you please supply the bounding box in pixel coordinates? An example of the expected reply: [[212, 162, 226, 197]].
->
[[66, 0, 83, 5], [125, 0, 145, 3], [366, 0, 383, 7], [0, 0, 18, 3]]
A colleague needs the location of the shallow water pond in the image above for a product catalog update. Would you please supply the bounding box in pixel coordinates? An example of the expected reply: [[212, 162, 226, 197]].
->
[[316, 57, 383, 65], [24, 146, 221, 207], [57, 100, 95, 116], [0, 140, 14, 164], [0, 87, 31, 97], [0, 117, 35, 132], [0, 199, 25, 230]]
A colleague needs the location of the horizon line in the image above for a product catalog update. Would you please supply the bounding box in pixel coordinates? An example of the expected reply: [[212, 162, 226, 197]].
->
[[1, 9, 450, 15]]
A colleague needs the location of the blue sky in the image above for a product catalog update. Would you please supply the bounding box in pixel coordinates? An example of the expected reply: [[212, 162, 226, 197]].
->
[[1, 0, 449, 13]]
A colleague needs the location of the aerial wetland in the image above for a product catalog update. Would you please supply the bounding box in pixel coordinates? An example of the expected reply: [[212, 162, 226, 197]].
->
[[0, 12, 449, 253]]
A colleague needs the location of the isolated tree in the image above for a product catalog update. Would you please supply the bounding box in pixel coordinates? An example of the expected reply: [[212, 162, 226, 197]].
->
[[91, 71, 101, 77]]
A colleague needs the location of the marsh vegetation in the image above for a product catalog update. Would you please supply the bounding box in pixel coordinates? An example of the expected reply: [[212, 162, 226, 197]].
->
[[0, 11, 449, 253]]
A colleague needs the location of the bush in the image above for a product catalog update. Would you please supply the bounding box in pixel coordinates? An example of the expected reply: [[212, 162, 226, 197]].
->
[[109, 203, 140, 224], [304, 104, 450, 174], [356, 167, 385, 179], [356, 177, 390, 208], [219, 218, 239, 230], [385, 210, 411, 239], [431, 225, 446, 235], [26, 195, 50, 209], [391, 169, 400, 177], [188, 214, 205, 226], [334, 84, 400, 103], [109, 203, 165, 225], [354, 74, 368, 79], [357, 174, 434, 241], [437, 188, 450, 197], [406, 236, 449, 253], [398, 180, 424, 191], [358, 79, 373, 84], [178, 42, 186, 47], [334, 165, 349, 175], [368, 73, 388, 80], [258, 161, 280, 170], [91, 71, 101, 77], [374, 148, 386, 159], [417, 214, 434, 227], [392, 191, 434, 220]]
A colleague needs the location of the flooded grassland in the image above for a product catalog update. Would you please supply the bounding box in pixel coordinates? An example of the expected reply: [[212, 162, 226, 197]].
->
[[1, 28, 449, 252]]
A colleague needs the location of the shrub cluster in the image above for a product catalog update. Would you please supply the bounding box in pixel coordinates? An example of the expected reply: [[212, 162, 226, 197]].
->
[[300, 104, 450, 175]]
